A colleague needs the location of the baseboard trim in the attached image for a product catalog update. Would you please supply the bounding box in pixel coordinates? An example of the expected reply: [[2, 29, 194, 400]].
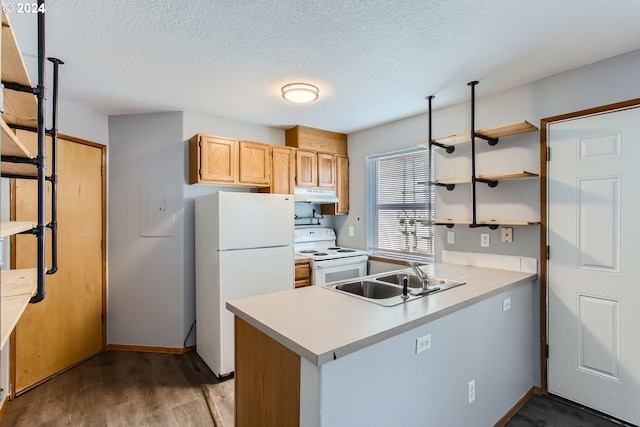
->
[[107, 344, 193, 354], [494, 386, 539, 427]]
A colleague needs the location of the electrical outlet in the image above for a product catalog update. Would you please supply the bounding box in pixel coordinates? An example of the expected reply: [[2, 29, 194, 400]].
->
[[447, 231, 455, 244], [503, 298, 511, 311], [468, 380, 476, 404], [501, 227, 513, 243], [416, 334, 431, 354], [480, 233, 490, 247], [348, 226, 354, 237]]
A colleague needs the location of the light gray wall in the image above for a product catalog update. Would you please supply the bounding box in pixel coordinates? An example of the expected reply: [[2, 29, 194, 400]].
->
[[344, 48, 640, 261], [108, 112, 186, 347], [109, 111, 295, 348], [300, 281, 535, 427]]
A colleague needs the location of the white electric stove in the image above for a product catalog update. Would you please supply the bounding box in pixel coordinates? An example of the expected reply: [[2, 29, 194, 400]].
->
[[294, 228, 368, 285]]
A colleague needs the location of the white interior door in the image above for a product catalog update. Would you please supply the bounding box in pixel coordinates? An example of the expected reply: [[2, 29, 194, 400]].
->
[[548, 106, 640, 424]]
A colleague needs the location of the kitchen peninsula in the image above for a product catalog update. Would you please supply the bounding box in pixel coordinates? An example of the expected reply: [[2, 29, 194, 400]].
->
[[227, 263, 538, 427]]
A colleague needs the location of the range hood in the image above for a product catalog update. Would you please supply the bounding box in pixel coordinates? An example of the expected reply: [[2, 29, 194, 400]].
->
[[294, 187, 339, 203]]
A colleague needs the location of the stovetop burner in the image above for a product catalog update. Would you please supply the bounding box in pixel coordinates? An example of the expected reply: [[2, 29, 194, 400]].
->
[[327, 247, 341, 250], [337, 249, 355, 252], [299, 250, 317, 254], [313, 252, 328, 256]]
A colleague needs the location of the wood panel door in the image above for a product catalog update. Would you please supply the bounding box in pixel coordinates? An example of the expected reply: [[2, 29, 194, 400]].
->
[[12, 130, 105, 394], [547, 106, 640, 424]]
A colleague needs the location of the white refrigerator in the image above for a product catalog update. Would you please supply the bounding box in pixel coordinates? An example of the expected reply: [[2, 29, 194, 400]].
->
[[195, 191, 294, 377]]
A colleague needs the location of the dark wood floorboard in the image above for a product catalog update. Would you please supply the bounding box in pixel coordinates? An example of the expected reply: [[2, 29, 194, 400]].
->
[[506, 394, 633, 427], [2, 351, 636, 426], [0, 351, 222, 427]]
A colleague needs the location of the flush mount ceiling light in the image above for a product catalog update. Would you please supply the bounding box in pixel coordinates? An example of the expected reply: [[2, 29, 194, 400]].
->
[[281, 83, 319, 103]]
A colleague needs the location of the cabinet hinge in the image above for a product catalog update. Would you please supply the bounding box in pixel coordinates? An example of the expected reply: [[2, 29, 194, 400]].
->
[[546, 344, 549, 358], [101, 166, 105, 176], [100, 239, 104, 250], [546, 245, 550, 260], [546, 147, 551, 161]]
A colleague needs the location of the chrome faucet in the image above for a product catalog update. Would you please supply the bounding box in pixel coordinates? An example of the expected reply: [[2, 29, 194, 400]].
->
[[408, 261, 430, 291]]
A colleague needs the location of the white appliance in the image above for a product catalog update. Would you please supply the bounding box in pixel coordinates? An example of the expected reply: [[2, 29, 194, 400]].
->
[[294, 228, 368, 285], [195, 191, 294, 377]]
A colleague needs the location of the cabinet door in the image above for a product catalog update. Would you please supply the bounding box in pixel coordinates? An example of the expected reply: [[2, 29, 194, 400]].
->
[[294, 261, 311, 288], [270, 146, 295, 194], [334, 155, 349, 214], [296, 150, 317, 187], [238, 141, 271, 185], [317, 153, 336, 188], [321, 155, 349, 215], [199, 135, 237, 183]]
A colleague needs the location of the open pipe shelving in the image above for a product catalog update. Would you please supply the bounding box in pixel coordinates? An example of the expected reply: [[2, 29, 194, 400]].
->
[[1, 0, 62, 334], [423, 81, 539, 230]]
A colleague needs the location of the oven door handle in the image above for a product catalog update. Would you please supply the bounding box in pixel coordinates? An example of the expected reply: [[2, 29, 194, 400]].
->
[[312, 255, 369, 269]]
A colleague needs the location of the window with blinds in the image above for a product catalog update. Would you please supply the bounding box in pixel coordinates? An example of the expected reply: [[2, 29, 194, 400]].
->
[[369, 148, 434, 257]]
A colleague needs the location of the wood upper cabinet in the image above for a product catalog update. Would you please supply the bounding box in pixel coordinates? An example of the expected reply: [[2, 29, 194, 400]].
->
[[192, 134, 237, 183], [317, 153, 336, 188], [189, 134, 271, 187], [269, 146, 296, 194], [321, 154, 349, 215], [238, 140, 271, 186], [296, 150, 318, 187]]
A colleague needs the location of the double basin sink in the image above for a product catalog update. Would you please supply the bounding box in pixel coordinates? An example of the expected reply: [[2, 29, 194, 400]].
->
[[325, 271, 465, 306]]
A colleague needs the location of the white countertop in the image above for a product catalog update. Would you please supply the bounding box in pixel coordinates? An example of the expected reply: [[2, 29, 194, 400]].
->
[[226, 263, 536, 366]]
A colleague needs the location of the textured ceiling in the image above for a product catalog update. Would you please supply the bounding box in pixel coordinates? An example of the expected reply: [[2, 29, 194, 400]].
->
[[9, 0, 640, 133]]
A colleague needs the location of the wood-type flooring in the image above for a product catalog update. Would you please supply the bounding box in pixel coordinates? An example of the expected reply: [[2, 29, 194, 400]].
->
[[0, 350, 633, 426], [0, 350, 225, 427]]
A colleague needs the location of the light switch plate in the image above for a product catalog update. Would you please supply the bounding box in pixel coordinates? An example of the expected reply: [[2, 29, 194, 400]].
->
[[447, 231, 455, 244], [480, 233, 490, 247]]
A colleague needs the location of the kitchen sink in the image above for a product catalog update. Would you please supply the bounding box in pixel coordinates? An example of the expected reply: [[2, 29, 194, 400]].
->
[[375, 273, 465, 291], [326, 271, 466, 306], [334, 280, 404, 299]]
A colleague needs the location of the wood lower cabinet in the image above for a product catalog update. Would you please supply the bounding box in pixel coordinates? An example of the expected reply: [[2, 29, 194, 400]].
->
[[321, 154, 349, 215], [294, 260, 311, 288], [238, 140, 271, 186], [235, 317, 300, 427]]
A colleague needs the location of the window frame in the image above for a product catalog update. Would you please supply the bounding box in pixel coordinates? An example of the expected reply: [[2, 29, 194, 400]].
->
[[367, 147, 435, 261]]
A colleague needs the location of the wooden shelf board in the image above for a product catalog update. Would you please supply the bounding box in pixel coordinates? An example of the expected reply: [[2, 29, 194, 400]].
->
[[433, 176, 471, 185], [434, 171, 539, 186], [1, 11, 33, 87], [1, 119, 32, 157], [1, 11, 38, 128], [477, 171, 539, 180], [2, 89, 38, 128], [1, 119, 37, 176], [1, 221, 35, 237], [2, 268, 37, 298], [430, 120, 538, 147], [435, 219, 540, 226], [1, 293, 31, 348]]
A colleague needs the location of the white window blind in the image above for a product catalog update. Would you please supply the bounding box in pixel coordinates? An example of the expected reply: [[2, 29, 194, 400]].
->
[[369, 149, 434, 257]]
